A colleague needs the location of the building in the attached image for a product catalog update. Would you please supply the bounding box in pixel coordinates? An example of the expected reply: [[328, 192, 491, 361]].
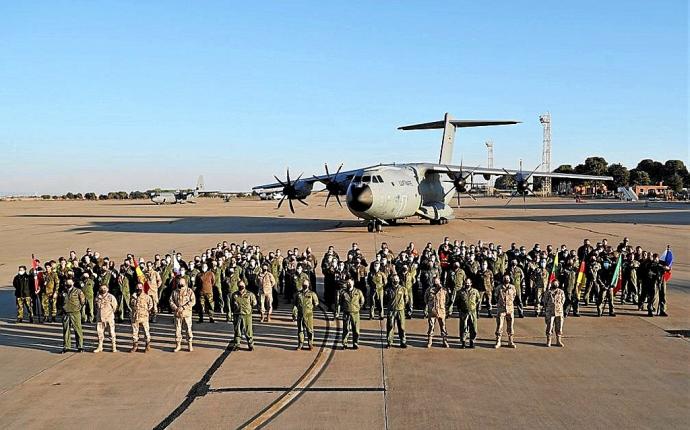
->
[[632, 182, 670, 198]]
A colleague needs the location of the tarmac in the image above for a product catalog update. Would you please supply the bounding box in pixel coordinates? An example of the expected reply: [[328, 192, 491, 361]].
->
[[0, 197, 688, 429]]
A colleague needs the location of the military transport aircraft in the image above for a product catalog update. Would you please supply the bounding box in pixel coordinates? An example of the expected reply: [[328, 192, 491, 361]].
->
[[253, 113, 613, 232], [150, 176, 204, 204]]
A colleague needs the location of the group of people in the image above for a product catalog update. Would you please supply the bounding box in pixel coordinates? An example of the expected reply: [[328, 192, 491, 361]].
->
[[11, 236, 672, 353]]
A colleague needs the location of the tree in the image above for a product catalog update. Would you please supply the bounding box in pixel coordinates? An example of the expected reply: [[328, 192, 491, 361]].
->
[[84, 192, 97, 200], [636, 159, 664, 183], [665, 174, 684, 192], [553, 164, 575, 174], [629, 169, 651, 185], [494, 175, 515, 189], [129, 191, 148, 199], [575, 157, 608, 176], [65, 192, 75, 200], [98, 194, 109, 200], [607, 163, 630, 188], [41, 194, 51, 200]]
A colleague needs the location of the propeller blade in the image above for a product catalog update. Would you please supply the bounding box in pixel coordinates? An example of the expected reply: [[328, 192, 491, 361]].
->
[[278, 195, 286, 209], [504, 194, 516, 207], [335, 193, 343, 208], [295, 173, 304, 182], [468, 193, 477, 201], [335, 163, 343, 176], [289, 199, 295, 214], [274, 175, 286, 187], [522, 193, 527, 211], [286, 168, 291, 184], [324, 163, 330, 178], [456, 192, 461, 207], [444, 187, 455, 198], [526, 163, 543, 180], [297, 198, 308, 206], [325, 193, 331, 207], [502, 168, 511, 176]]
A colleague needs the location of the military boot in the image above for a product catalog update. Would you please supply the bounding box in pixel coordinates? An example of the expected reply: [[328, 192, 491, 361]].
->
[[296, 343, 303, 351], [556, 336, 564, 347], [442, 337, 449, 348], [188, 340, 193, 352], [94, 342, 103, 353], [546, 336, 551, 347], [469, 339, 475, 348], [174, 342, 181, 352], [111, 341, 118, 352], [460, 340, 466, 349], [130, 342, 138, 353], [267, 315, 271, 323], [494, 337, 501, 349], [426, 337, 432, 348], [144, 341, 151, 353], [508, 336, 516, 348]]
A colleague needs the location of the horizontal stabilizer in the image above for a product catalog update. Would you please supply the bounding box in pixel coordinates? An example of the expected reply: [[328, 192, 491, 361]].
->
[[398, 119, 520, 130]]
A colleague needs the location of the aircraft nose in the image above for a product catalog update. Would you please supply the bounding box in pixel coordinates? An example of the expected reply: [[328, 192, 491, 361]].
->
[[347, 184, 373, 212]]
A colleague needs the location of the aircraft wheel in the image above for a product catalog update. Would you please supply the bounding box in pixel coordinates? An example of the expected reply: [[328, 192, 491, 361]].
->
[[430, 219, 439, 225], [375, 221, 383, 233], [367, 222, 375, 233]]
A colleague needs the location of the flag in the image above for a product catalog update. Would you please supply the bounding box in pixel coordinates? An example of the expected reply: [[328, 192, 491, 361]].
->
[[31, 254, 41, 294], [173, 252, 180, 275], [661, 248, 674, 282], [548, 252, 559, 283], [575, 260, 586, 290], [611, 254, 623, 294], [133, 257, 149, 294]]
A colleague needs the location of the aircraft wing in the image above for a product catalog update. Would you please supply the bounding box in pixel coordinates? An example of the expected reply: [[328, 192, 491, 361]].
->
[[252, 166, 373, 190], [425, 164, 613, 181]]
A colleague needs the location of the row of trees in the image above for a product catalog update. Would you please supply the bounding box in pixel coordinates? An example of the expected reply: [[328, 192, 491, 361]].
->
[[40, 191, 151, 200], [552, 158, 689, 191]]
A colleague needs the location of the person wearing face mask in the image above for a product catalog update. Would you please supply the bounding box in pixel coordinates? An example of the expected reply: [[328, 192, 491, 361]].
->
[[424, 276, 449, 348], [457, 278, 480, 349], [596, 257, 616, 317], [13, 266, 34, 323], [291, 265, 310, 298], [61, 279, 85, 353], [258, 264, 277, 322], [224, 263, 246, 323], [94, 284, 118, 353], [117, 266, 131, 323], [336, 279, 365, 350], [509, 259, 526, 318], [145, 262, 162, 322], [229, 281, 257, 351], [198, 263, 216, 323], [530, 259, 549, 316], [385, 275, 409, 348], [79, 272, 95, 324], [211, 260, 225, 315], [170, 278, 196, 352], [446, 262, 466, 317], [130, 283, 154, 353], [543, 280, 565, 347], [42, 263, 60, 323], [477, 260, 494, 318], [494, 275, 517, 349], [369, 262, 387, 320], [292, 279, 319, 350]]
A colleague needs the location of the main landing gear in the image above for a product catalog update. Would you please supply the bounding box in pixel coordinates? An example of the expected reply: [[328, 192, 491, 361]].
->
[[367, 220, 384, 233], [429, 218, 449, 225]]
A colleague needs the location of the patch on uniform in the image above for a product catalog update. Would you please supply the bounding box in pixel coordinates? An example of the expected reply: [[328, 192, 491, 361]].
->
[[665, 329, 690, 338]]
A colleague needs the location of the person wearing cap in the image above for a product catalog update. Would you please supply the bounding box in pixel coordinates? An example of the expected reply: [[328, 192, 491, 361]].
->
[[145, 261, 162, 323], [198, 263, 216, 323], [130, 283, 154, 353], [258, 263, 277, 322], [292, 279, 319, 350], [42, 263, 60, 323], [385, 274, 409, 348], [530, 259, 549, 316], [446, 262, 466, 317], [494, 275, 517, 349], [336, 279, 365, 350], [424, 276, 449, 348], [543, 279, 565, 347], [368, 262, 387, 320], [509, 259, 526, 318], [13, 265, 34, 323], [94, 284, 118, 352], [61, 278, 85, 353], [457, 278, 480, 348], [79, 272, 95, 323], [170, 278, 196, 352], [229, 281, 257, 351]]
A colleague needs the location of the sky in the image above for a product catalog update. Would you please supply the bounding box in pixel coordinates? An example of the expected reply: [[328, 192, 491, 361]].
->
[[0, 1, 687, 194]]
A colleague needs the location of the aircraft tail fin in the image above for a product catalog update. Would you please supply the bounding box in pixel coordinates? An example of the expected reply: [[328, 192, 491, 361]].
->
[[398, 113, 521, 165], [194, 175, 204, 196]]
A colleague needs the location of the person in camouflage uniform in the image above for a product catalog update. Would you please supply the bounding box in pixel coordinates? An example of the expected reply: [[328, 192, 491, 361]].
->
[[457, 278, 480, 348], [508, 259, 525, 318], [13, 266, 34, 323], [446, 262, 466, 317], [543, 280, 565, 347], [561, 257, 581, 317], [622, 253, 640, 304], [170, 278, 196, 352], [80, 272, 95, 323], [476, 261, 494, 318], [61, 279, 85, 352], [224, 263, 245, 322], [292, 279, 319, 350], [130, 283, 154, 353], [42, 263, 60, 322], [229, 281, 257, 351], [494, 275, 517, 349], [94, 284, 118, 353], [530, 260, 549, 316], [385, 275, 409, 348], [424, 277, 449, 348], [336, 279, 365, 349], [401, 265, 415, 318], [369, 262, 387, 320], [117, 267, 131, 322], [145, 262, 162, 323]]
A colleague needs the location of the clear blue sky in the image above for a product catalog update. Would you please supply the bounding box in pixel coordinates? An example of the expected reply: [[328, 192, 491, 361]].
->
[[1, 1, 687, 194]]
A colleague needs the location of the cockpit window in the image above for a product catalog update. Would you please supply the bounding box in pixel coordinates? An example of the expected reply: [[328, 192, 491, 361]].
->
[[376, 175, 384, 182], [353, 176, 361, 183], [362, 175, 371, 183], [372, 176, 380, 183]]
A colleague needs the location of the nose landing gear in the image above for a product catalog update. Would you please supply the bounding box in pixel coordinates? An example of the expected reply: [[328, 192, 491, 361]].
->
[[367, 220, 384, 233], [430, 218, 449, 225]]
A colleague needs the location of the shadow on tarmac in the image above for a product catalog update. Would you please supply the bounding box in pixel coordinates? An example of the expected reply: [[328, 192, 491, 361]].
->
[[467, 211, 690, 226]]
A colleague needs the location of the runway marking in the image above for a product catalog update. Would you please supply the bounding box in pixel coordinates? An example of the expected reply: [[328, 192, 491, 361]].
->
[[378, 318, 389, 430], [209, 386, 384, 393], [237, 304, 338, 429]]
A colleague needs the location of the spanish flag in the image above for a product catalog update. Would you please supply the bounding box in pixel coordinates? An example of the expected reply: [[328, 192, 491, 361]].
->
[[575, 260, 586, 290], [133, 257, 150, 294], [611, 254, 623, 294]]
